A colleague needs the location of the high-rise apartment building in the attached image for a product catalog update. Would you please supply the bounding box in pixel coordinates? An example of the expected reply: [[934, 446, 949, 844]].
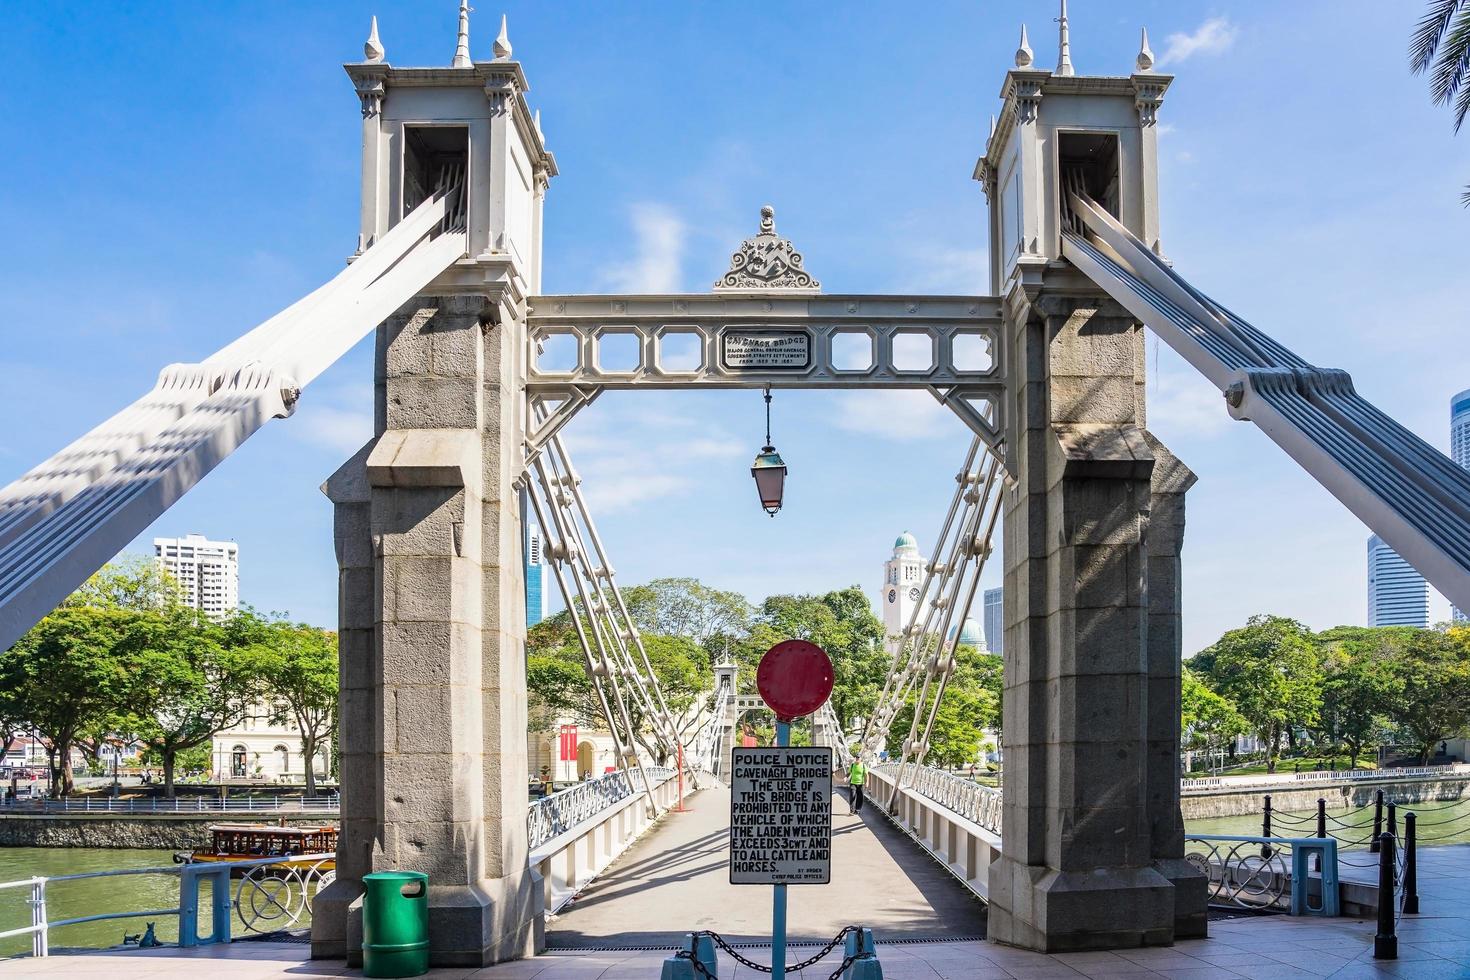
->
[[1367, 533, 1428, 627], [525, 521, 546, 628], [1452, 388, 1470, 623], [983, 587, 1003, 658], [153, 533, 239, 620]]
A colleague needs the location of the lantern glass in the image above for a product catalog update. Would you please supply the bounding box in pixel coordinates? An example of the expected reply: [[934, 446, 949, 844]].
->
[[750, 448, 787, 515]]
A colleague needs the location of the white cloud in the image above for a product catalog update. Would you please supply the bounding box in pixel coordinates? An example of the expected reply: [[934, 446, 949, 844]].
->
[[599, 203, 686, 293], [291, 384, 374, 455], [1158, 17, 1237, 67], [1147, 351, 1231, 440], [900, 246, 988, 294], [832, 390, 953, 441]]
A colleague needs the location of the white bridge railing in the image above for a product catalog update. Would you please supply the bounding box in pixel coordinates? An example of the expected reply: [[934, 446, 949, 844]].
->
[[526, 767, 673, 850], [867, 763, 1000, 902], [528, 765, 685, 916], [4, 795, 341, 814], [0, 852, 336, 958]]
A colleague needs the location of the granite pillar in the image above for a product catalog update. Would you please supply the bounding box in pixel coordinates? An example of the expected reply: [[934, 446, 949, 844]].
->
[[989, 294, 1196, 951]]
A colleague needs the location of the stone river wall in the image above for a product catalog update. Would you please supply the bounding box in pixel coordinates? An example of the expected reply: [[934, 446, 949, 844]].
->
[[0, 812, 339, 848], [1181, 776, 1470, 820]]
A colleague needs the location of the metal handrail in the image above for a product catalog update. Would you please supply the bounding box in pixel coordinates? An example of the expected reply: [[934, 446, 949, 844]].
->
[[871, 762, 1001, 835], [0, 851, 335, 958], [525, 766, 675, 851], [3, 794, 342, 814]]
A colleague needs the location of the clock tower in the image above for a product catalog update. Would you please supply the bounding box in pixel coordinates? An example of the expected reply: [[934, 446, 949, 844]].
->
[[881, 531, 924, 650]]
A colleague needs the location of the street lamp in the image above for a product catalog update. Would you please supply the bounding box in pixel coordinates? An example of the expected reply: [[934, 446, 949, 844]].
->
[[750, 385, 787, 516]]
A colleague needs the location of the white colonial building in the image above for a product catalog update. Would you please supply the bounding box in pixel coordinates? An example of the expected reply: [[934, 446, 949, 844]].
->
[[210, 705, 330, 784]]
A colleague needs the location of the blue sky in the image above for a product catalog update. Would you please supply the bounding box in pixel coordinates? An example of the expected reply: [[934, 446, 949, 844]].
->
[[2, 2, 1466, 652]]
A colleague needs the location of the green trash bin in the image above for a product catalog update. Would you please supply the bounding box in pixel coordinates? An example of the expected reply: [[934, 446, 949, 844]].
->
[[362, 870, 429, 978]]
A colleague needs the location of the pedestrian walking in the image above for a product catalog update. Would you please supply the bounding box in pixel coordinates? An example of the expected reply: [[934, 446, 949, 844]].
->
[[847, 756, 867, 814]]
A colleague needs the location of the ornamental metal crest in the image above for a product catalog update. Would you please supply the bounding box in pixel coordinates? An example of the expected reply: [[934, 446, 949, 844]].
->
[[713, 205, 820, 291]]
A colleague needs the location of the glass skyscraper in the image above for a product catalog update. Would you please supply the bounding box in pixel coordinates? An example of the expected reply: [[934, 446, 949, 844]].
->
[[525, 521, 546, 628], [983, 587, 1003, 658], [1453, 389, 1470, 623], [1367, 533, 1428, 627]]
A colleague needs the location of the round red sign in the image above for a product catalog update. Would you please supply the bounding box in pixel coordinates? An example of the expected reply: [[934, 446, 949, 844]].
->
[[756, 640, 835, 722]]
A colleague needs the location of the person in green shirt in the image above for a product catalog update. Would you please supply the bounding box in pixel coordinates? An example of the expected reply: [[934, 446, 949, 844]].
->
[[846, 756, 867, 814]]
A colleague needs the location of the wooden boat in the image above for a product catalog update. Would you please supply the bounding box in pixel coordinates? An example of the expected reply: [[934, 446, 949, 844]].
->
[[173, 823, 337, 872]]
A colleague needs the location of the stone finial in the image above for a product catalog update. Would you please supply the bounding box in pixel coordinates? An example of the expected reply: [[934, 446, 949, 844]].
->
[[493, 14, 512, 60], [453, 0, 472, 68], [713, 206, 820, 291], [1015, 25, 1033, 68], [1136, 28, 1155, 72], [534, 108, 543, 138], [988, 114, 996, 139], [364, 15, 385, 63], [1056, 0, 1075, 76]]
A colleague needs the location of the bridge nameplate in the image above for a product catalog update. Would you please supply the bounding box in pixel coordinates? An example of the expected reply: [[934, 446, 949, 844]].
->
[[719, 329, 812, 371], [729, 746, 832, 885]]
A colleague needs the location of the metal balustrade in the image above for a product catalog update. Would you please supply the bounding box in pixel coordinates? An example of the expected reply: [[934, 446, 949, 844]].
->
[[525, 766, 674, 851], [873, 763, 1002, 835], [0, 852, 336, 958], [3, 795, 341, 814]]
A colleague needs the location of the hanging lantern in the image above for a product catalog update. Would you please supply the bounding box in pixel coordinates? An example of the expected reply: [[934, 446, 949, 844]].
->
[[750, 385, 787, 516]]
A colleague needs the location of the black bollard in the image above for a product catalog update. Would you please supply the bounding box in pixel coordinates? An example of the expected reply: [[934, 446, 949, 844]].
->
[[1404, 813, 1419, 915], [1374, 831, 1398, 959], [1371, 790, 1384, 853], [1388, 801, 1398, 841], [1262, 794, 1273, 858], [1316, 798, 1327, 871]]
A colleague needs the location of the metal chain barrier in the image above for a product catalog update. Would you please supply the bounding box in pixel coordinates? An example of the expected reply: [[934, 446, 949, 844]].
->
[[675, 926, 863, 980]]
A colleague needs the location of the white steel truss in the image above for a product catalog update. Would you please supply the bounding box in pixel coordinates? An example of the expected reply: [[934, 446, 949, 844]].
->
[[523, 427, 700, 812], [523, 293, 1007, 466], [858, 435, 1004, 806]]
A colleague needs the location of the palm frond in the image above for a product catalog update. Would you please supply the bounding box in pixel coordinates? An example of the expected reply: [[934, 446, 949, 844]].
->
[[1431, 7, 1470, 128], [1461, 183, 1470, 207], [1411, 0, 1466, 73]]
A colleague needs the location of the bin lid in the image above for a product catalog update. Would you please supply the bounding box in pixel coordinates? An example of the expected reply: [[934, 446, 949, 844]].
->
[[364, 870, 427, 881]]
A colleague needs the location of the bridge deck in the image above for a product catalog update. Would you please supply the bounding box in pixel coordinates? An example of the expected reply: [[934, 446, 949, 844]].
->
[[547, 782, 986, 948]]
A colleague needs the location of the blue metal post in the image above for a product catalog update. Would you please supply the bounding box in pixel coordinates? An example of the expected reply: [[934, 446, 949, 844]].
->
[[772, 719, 790, 980]]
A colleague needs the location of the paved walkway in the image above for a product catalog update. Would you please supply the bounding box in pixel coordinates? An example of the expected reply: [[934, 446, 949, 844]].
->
[[547, 784, 986, 947]]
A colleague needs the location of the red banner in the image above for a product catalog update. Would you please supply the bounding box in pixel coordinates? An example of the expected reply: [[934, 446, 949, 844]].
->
[[558, 724, 578, 761]]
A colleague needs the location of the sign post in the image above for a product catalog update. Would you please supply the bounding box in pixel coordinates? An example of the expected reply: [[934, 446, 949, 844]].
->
[[728, 639, 835, 980]]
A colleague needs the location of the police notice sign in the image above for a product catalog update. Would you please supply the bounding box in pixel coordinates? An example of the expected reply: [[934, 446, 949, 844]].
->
[[729, 746, 833, 884]]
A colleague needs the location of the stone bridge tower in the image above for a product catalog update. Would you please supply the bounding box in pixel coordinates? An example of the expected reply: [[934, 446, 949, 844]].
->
[[977, 24, 1206, 950], [313, 11, 556, 967]]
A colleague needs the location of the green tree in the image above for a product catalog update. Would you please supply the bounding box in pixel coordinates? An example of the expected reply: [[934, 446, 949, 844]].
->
[[1191, 615, 1322, 773], [1411, 0, 1470, 204], [250, 619, 339, 795], [620, 578, 752, 652], [119, 612, 271, 797], [883, 644, 1000, 769], [1385, 627, 1470, 764], [0, 607, 136, 796], [1315, 627, 1404, 768], [62, 555, 182, 613], [1180, 668, 1246, 758], [743, 587, 888, 738]]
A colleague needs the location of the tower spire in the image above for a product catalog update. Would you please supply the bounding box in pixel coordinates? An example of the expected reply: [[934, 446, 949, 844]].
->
[[493, 14, 512, 60], [1056, 0, 1075, 76], [364, 15, 384, 63], [1136, 27, 1155, 73], [452, 0, 472, 68], [1015, 24, 1033, 68]]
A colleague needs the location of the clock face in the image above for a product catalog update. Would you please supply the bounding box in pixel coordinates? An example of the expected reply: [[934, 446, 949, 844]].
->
[[887, 588, 896, 604], [908, 587, 921, 601]]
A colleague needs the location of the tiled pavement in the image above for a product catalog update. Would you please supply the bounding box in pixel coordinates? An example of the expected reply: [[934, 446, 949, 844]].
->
[[5, 911, 1470, 980], [7, 841, 1470, 977]]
